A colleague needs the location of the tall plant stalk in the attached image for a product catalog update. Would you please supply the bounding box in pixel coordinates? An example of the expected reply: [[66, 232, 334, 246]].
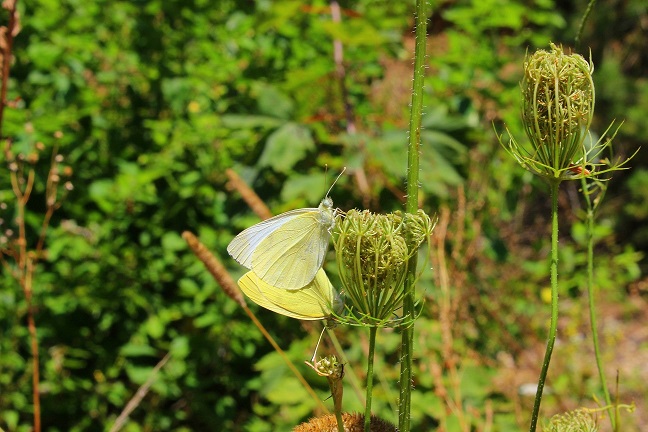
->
[[498, 44, 625, 430], [398, 0, 428, 430], [1, 3, 43, 431], [529, 180, 561, 432], [581, 178, 615, 430], [364, 327, 377, 432]]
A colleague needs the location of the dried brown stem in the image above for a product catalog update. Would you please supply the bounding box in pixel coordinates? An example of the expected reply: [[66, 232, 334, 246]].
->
[[328, 1, 373, 207], [11, 166, 42, 432], [2, 4, 41, 428], [25, 256, 40, 432], [0, 0, 17, 139], [242, 305, 329, 415], [109, 352, 172, 432], [225, 168, 272, 220], [182, 232, 329, 413], [433, 205, 469, 431]]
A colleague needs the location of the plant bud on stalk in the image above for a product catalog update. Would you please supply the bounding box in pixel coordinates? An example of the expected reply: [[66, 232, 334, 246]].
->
[[332, 209, 432, 327], [505, 43, 597, 181]]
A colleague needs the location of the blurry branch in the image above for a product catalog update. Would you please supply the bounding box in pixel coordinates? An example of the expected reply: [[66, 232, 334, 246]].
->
[[0, 0, 19, 139], [109, 353, 172, 432], [0, 4, 45, 432], [2, 141, 71, 432], [329, 0, 355, 137], [182, 231, 329, 414], [182, 231, 244, 308], [432, 205, 470, 432], [574, 0, 596, 50], [328, 1, 370, 207]]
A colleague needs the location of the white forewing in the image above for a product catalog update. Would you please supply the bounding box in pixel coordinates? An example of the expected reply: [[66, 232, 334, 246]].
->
[[251, 212, 331, 289], [227, 198, 337, 290], [227, 208, 317, 268]]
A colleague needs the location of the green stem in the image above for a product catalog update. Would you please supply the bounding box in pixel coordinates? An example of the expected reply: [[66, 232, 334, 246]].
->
[[529, 180, 561, 432], [581, 179, 615, 430], [364, 326, 378, 432], [574, 0, 597, 50], [586, 212, 615, 430], [332, 374, 345, 432], [335, 411, 344, 432], [328, 329, 366, 406], [399, 0, 428, 430]]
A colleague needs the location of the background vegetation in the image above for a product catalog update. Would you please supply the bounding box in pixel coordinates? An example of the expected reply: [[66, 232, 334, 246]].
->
[[1, 0, 646, 430]]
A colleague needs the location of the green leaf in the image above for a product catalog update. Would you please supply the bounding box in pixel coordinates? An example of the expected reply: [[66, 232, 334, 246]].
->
[[256, 84, 294, 119], [126, 365, 158, 386], [120, 343, 158, 357], [280, 173, 327, 204], [258, 123, 314, 173], [145, 315, 165, 339], [161, 232, 186, 252]]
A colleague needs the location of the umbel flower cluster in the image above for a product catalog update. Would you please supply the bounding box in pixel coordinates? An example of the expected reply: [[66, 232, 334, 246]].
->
[[502, 43, 626, 182], [332, 209, 432, 326]]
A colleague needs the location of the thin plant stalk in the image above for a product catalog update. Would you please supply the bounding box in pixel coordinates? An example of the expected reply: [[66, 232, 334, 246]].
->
[[328, 329, 366, 406], [529, 179, 561, 432], [0, 0, 18, 136], [8, 152, 42, 432], [2, 3, 40, 429], [334, 402, 344, 432], [364, 326, 378, 432], [398, 0, 428, 430], [581, 178, 615, 430], [109, 353, 172, 432], [574, 0, 597, 50]]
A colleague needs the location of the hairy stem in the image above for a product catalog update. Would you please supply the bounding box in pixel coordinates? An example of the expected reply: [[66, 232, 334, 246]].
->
[[364, 326, 377, 432], [581, 179, 615, 430], [529, 180, 560, 432], [398, 1, 428, 430]]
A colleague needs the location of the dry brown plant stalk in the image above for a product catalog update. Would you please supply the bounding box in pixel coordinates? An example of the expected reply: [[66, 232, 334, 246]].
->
[[225, 168, 272, 220], [182, 230, 245, 307], [0, 3, 45, 431], [108, 353, 172, 432]]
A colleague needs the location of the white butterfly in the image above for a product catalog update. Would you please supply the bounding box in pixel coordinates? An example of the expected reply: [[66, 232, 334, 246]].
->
[[227, 196, 336, 290]]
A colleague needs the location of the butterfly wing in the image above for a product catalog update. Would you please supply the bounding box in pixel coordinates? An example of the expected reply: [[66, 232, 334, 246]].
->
[[238, 269, 341, 320], [227, 208, 317, 269], [251, 211, 331, 289]]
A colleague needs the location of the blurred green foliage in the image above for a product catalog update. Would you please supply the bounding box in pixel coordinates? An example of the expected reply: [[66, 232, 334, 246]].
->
[[0, 0, 646, 431]]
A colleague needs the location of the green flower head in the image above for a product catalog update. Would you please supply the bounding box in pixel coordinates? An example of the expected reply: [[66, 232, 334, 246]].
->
[[332, 209, 432, 327], [503, 44, 601, 181], [500, 43, 635, 186]]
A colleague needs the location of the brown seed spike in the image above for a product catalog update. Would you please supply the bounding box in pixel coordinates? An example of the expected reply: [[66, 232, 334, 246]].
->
[[225, 168, 273, 221], [182, 231, 246, 308]]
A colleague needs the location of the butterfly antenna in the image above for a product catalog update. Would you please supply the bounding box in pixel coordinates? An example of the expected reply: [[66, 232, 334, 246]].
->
[[311, 326, 327, 363], [325, 167, 347, 198]]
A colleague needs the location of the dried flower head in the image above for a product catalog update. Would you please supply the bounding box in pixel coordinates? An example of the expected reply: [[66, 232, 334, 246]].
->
[[294, 412, 397, 432], [333, 209, 432, 327]]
